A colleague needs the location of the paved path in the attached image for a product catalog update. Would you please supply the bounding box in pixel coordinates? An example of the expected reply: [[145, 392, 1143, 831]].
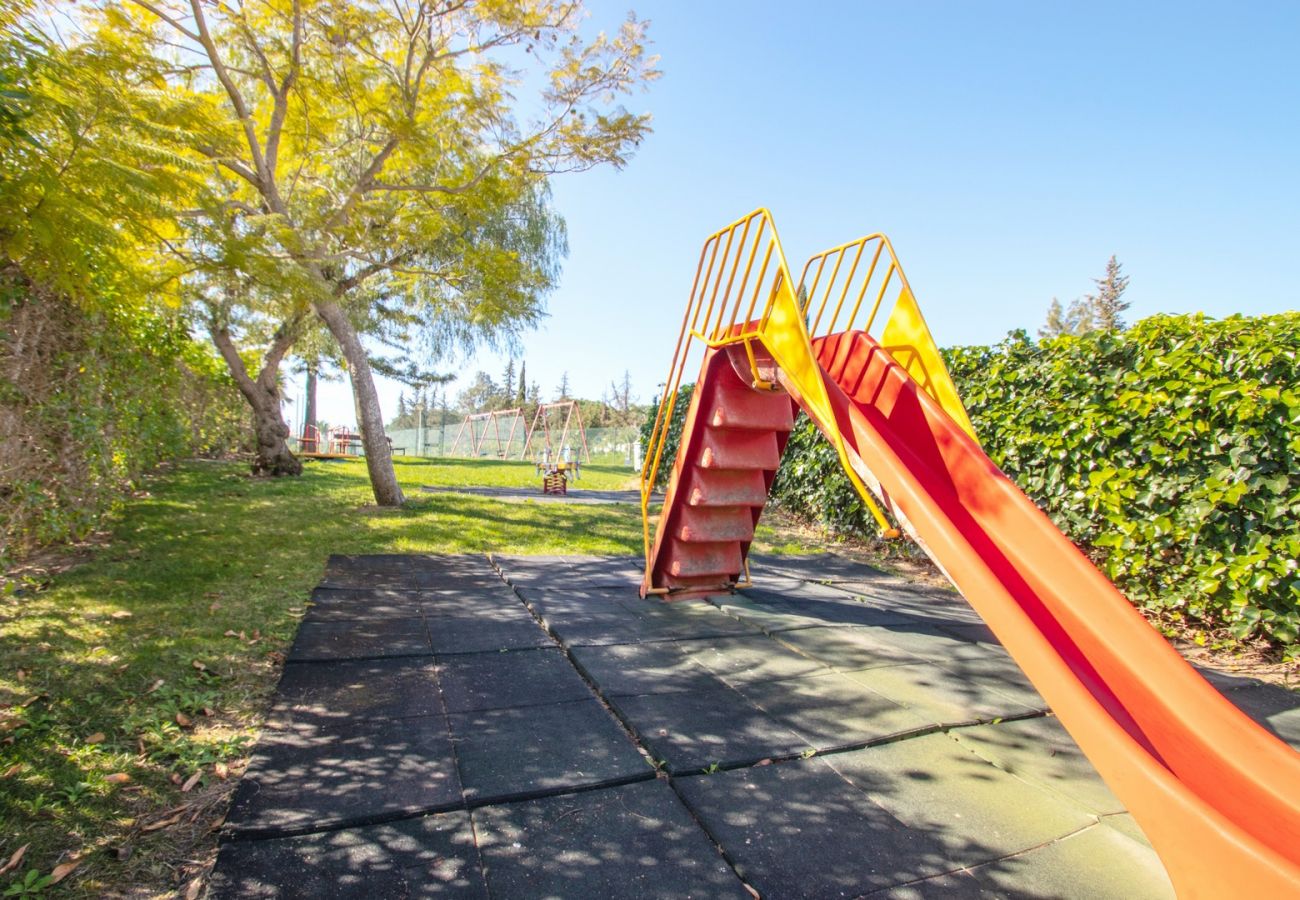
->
[[210, 553, 1300, 898]]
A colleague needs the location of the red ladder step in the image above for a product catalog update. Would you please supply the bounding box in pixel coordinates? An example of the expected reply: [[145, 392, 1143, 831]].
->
[[665, 539, 742, 578], [698, 429, 780, 470], [707, 385, 795, 431], [683, 468, 768, 507], [676, 505, 755, 542]]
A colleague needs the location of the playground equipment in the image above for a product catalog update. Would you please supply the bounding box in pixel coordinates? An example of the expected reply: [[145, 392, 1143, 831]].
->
[[639, 209, 1300, 898], [535, 445, 581, 495], [449, 408, 525, 458], [522, 400, 590, 463]]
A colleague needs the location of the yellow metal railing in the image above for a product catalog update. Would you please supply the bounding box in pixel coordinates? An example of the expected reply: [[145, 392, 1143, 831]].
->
[[639, 211, 897, 592], [798, 234, 905, 340], [797, 235, 978, 441]]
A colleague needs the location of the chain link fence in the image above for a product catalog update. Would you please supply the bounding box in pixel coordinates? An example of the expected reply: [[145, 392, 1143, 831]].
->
[[386, 425, 642, 467]]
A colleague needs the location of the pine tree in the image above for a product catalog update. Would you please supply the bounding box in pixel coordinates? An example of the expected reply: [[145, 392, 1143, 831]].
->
[[1039, 298, 1068, 339], [516, 360, 527, 407], [1088, 255, 1131, 331], [556, 371, 572, 401], [501, 359, 516, 406]]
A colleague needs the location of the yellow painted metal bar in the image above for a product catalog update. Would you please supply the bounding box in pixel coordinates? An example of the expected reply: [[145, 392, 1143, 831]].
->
[[643, 212, 983, 592]]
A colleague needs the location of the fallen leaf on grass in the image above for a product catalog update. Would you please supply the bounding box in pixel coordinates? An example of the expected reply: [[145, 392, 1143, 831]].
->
[[49, 859, 80, 884], [0, 844, 28, 877], [202, 707, 215, 717], [181, 771, 202, 792], [1, 764, 21, 778], [110, 611, 132, 619], [105, 772, 131, 784], [208, 601, 221, 613], [223, 630, 239, 638], [85, 732, 106, 744], [175, 712, 192, 727], [141, 813, 183, 833], [146, 679, 165, 694], [213, 762, 229, 780], [185, 877, 203, 899], [191, 660, 207, 672], [170, 773, 183, 785]]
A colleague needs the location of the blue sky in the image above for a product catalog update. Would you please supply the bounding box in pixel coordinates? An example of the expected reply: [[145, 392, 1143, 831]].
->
[[303, 0, 1299, 428]]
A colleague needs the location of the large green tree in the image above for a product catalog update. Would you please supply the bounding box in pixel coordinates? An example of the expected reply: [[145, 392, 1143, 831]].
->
[[122, 0, 657, 505]]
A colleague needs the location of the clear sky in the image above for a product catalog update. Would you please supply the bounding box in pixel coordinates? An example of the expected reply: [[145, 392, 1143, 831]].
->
[[297, 0, 1300, 430]]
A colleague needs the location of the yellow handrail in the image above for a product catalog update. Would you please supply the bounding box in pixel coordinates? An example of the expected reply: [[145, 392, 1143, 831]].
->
[[640, 211, 898, 592]]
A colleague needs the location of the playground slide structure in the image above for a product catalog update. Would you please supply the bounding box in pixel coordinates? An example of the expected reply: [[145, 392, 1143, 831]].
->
[[638, 210, 1300, 898]]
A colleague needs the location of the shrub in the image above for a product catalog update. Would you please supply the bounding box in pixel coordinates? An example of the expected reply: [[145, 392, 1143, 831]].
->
[[945, 314, 1299, 654]]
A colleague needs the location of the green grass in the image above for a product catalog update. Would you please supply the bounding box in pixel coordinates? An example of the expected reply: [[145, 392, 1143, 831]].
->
[[0, 454, 832, 895], [0, 455, 824, 896], [0, 456, 667, 895]]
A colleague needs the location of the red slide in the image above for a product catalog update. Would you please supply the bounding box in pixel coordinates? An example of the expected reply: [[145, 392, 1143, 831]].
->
[[799, 329, 1300, 898]]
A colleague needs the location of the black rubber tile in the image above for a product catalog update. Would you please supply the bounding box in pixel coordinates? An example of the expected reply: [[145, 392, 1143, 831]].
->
[[771, 626, 927, 671], [678, 634, 832, 685], [739, 588, 928, 629], [448, 698, 647, 803], [327, 553, 494, 574], [288, 618, 432, 662], [320, 571, 505, 591], [1221, 683, 1300, 748], [629, 600, 766, 641], [675, 755, 954, 895], [536, 605, 658, 648], [306, 587, 426, 622], [839, 662, 1039, 726], [568, 555, 644, 589], [836, 622, 990, 664], [514, 585, 630, 618], [426, 618, 551, 655], [948, 717, 1125, 816], [736, 672, 933, 751], [209, 810, 487, 898], [225, 715, 461, 836], [473, 779, 749, 899], [610, 686, 809, 773], [420, 592, 536, 624], [568, 642, 724, 697], [267, 658, 442, 729], [492, 555, 583, 588], [436, 648, 593, 713], [746, 552, 890, 582], [823, 733, 1094, 866]]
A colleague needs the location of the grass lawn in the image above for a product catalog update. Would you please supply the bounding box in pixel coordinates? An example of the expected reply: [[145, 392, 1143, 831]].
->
[[0, 456, 821, 897]]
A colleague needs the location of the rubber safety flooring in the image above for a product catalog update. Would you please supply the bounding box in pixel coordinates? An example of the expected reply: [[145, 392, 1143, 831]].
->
[[209, 553, 1300, 898]]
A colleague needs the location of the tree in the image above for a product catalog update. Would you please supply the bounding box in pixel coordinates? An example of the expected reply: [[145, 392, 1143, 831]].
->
[[1040, 256, 1130, 339], [457, 371, 498, 415], [501, 359, 516, 408], [516, 360, 527, 408], [124, 0, 658, 506], [556, 371, 572, 401], [1088, 255, 1131, 331], [1039, 296, 1094, 339]]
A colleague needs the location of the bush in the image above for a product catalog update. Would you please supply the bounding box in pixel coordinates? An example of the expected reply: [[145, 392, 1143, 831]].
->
[[944, 314, 1299, 654], [0, 267, 248, 564]]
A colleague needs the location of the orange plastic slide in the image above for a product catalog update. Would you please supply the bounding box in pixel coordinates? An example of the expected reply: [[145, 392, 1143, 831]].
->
[[785, 329, 1300, 899]]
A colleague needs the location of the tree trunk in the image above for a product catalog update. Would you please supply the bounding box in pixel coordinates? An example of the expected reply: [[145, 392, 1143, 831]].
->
[[210, 324, 303, 477], [314, 298, 404, 506], [303, 362, 318, 452]]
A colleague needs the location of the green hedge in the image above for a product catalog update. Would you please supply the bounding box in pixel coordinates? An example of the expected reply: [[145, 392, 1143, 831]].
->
[[647, 313, 1300, 656], [944, 314, 1299, 654]]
